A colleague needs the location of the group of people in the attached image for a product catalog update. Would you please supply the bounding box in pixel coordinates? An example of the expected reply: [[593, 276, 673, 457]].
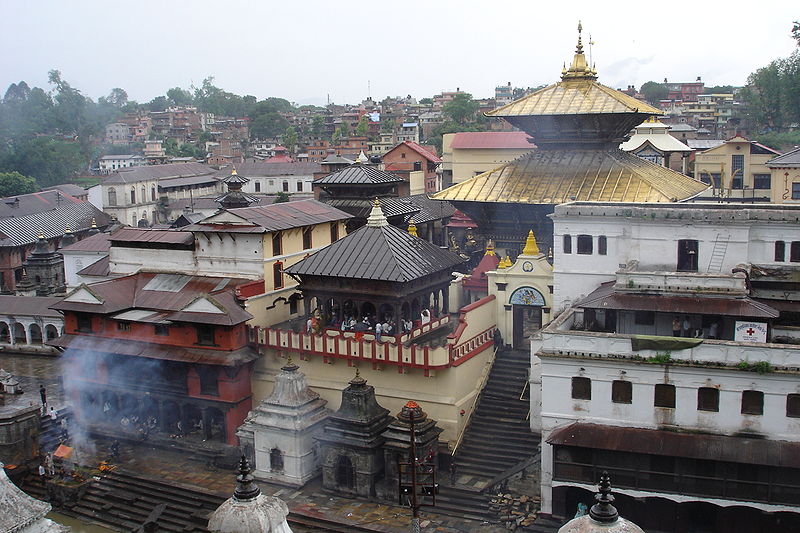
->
[[307, 308, 434, 341], [672, 316, 719, 339], [120, 414, 157, 441]]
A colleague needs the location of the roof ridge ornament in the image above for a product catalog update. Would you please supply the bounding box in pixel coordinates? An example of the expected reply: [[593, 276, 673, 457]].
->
[[366, 197, 389, 228], [522, 230, 540, 256], [561, 21, 598, 81], [589, 471, 619, 523], [485, 239, 495, 256]]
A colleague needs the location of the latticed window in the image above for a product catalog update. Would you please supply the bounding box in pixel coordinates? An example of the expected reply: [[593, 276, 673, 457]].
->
[[698, 387, 719, 412], [335, 455, 355, 489], [571, 377, 591, 400], [741, 390, 764, 415]]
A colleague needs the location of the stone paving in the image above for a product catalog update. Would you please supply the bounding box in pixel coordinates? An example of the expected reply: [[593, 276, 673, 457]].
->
[[3, 352, 511, 532]]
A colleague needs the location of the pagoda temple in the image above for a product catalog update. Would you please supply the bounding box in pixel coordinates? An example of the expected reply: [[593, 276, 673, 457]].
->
[[433, 23, 708, 256]]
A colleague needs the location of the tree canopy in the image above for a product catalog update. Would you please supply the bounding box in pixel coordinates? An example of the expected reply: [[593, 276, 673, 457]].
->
[[639, 81, 669, 105], [0, 171, 39, 197]]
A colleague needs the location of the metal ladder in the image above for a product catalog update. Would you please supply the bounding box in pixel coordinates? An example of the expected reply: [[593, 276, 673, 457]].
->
[[707, 234, 730, 273]]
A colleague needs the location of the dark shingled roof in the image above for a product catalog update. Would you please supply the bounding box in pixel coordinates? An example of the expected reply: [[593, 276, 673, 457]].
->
[[0, 295, 62, 317], [407, 194, 456, 224], [314, 165, 404, 185], [109, 227, 195, 246], [0, 189, 82, 218], [215, 161, 322, 177], [0, 202, 111, 247], [60, 232, 111, 253], [326, 197, 420, 220], [285, 223, 464, 282]]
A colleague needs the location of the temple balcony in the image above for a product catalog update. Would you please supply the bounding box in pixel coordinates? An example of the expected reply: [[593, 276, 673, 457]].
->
[[615, 260, 748, 296], [249, 296, 497, 372], [544, 308, 800, 370]]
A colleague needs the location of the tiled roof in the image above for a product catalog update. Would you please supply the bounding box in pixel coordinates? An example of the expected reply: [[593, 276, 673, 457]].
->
[[0, 189, 82, 218], [103, 162, 214, 184], [0, 295, 62, 317], [314, 165, 404, 185], [158, 174, 220, 189], [0, 202, 111, 247], [60, 232, 111, 253], [767, 147, 800, 168], [285, 223, 464, 282], [432, 149, 708, 204], [42, 183, 87, 197], [450, 132, 535, 150], [386, 141, 442, 163], [321, 154, 355, 165], [52, 272, 254, 326], [686, 139, 725, 150]]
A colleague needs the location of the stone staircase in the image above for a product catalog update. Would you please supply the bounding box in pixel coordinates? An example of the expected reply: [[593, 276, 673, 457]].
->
[[39, 406, 72, 454], [432, 348, 542, 525], [453, 348, 539, 481]]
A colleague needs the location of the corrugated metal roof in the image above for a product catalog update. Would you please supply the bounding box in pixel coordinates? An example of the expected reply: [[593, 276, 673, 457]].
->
[[487, 79, 662, 117], [687, 139, 725, 150], [52, 272, 254, 326], [0, 202, 111, 247], [547, 422, 800, 468], [432, 149, 708, 204], [109, 227, 195, 246], [186, 199, 351, 233], [0, 189, 82, 218], [158, 174, 220, 189], [60, 232, 110, 253], [386, 141, 442, 163], [218, 161, 322, 177], [576, 281, 779, 318], [314, 165, 404, 185], [285, 224, 464, 282], [49, 334, 258, 366], [0, 295, 62, 317], [767, 147, 800, 168], [450, 132, 535, 150], [76, 255, 110, 277]]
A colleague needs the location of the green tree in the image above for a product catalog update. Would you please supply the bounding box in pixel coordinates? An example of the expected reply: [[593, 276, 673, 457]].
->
[[167, 87, 193, 107], [163, 138, 179, 156], [250, 112, 289, 139], [419, 97, 433, 106], [0, 171, 39, 196], [355, 115, 369, 137], [639, 81, 669, 105], [311, 115, 325, 137], [442, 93, 479, 125], [273, 191, 290, 203], [282, 126, 298, 152], [0, 136, 86, 187], [740, 53, 800, 130], [792, 20, 799, 45], [147, 95, 169, 112]]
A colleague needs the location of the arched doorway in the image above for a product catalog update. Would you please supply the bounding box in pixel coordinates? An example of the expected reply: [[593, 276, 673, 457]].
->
[[45, 324, 58, 341], [13, 323, 26, 344], [270, 447, 284, 472], [335, 455, 355, 489], [0, 322, 9, 343], [509, 287, 545, 349], [29, 324, 43, 344]]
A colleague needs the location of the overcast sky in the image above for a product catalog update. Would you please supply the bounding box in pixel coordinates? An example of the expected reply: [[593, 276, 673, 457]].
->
[[1, 1, 797, 106]]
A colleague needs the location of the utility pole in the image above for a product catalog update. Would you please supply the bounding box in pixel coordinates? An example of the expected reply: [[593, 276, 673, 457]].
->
[[409, 407, 420, 533]]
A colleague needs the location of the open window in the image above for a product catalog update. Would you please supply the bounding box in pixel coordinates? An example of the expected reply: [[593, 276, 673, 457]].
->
[[677, 239, 699, 272]]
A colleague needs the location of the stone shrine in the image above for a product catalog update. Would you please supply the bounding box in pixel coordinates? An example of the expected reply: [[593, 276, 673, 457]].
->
[[316, 370, 394, 498], [237, 358, 329, 487]]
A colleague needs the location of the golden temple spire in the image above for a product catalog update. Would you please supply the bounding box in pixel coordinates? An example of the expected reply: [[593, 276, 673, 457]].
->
[[562, 21, 598, 81], [485, 239, 495, 256], [231, 166, 238, 175], [407, 221, 418, 237], [522, 230, 540, 256]]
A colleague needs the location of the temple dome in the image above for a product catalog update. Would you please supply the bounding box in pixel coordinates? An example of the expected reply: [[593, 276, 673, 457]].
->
[[207, 457, 293, 533]]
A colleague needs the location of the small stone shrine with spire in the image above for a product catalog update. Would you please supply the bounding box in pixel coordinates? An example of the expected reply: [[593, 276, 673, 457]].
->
[[377, 400, 442, 502], [316, 369, 394, 498], [463, 240, 501, 303], [237, 357, 329, 487], [17, 231, 67, 296], [217, 168, 258, 210], [434, 22, 707, 256], [558, 472, 645, 533], [208, 456, 293, 533], [485, 229, 554, 350]]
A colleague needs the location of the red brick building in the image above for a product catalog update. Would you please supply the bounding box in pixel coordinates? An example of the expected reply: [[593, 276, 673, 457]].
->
[[383, 141, 442, 193], [50, 272, 258, 450]]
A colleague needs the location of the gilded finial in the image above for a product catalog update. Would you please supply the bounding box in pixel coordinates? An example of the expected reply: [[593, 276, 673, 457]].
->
[[576, 21, 583, 54], [366, 198, 388, 228], [91, 218, 97, 228], [485, 239, 495, 256], [407, 221, 418, 237], [37, 230, 45, 240], [522, 230, 540, 256], [355, 366, 360, 379], [562, 21, 597, 81], [231, 166, 238, 175], [65, 224, 72, 234]]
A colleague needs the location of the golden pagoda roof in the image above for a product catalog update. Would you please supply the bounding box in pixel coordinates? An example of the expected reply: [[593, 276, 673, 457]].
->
[[488, 23, 662, 118], [432, 149, 708, 204]]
